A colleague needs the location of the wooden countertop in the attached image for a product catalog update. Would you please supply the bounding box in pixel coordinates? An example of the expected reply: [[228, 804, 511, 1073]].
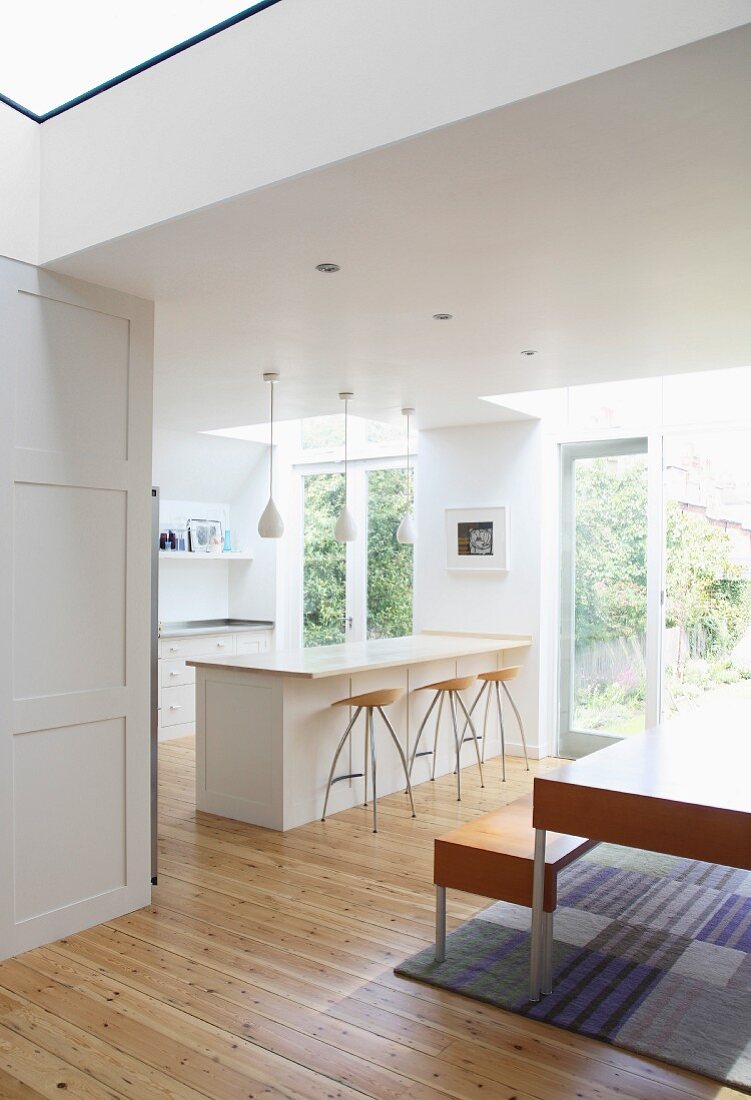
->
[[187, 632, 531, 679]]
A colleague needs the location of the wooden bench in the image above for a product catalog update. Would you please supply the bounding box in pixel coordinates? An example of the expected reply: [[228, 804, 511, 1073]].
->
[[434, 794, 595, 993]]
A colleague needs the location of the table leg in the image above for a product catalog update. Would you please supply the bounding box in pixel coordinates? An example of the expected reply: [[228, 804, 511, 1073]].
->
[[542, 910, 553, 995], [435, 885, 446, 962], [529, 827, 546, 1002]]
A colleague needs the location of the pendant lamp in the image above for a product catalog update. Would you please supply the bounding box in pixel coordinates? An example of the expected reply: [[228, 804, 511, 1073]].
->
[[258, 372, 284, 539], [334, 392, 357, 542], [396, 407, 416, 544]]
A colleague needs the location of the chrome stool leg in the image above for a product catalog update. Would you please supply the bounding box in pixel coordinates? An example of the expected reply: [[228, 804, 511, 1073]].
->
[[503, 681, 530, 771], [378, 707, 416, 818], [368, 708, 378, 833], [408, 690, 440, 778], [448, 691, 462, 801], [430, 691, 445, 781], [495, 682, 506, 782], [456, 691, 484, 788], [363, 708, 370, 806], [481, 680, 492, 763], [322, 706, 363, 821]]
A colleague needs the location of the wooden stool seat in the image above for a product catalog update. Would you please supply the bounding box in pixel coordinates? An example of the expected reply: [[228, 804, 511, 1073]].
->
[[477, 666, 521, 683], [434, 793, 596, 994], [418, 674, 477, 693], [332, 688, 403, 709], [409, 674, 482, 799], [322, 686, 414, 832]]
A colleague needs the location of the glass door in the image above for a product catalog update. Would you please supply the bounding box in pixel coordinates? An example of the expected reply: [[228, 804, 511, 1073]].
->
[[559, 438, 656, 757], [662, 428, 751, 728]]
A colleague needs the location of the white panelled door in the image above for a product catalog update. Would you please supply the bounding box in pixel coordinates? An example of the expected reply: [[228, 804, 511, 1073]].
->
[[0, 258, 154, 959]]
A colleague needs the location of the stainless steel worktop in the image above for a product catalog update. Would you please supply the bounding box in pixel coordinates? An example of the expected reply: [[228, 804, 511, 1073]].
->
[[159, 618, 274, 638]]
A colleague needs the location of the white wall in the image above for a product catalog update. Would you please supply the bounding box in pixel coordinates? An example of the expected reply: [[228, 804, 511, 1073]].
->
[[415, 420, 550, 756], [37, 0, 751, 261], [152, 428, 276, 624], [0, 105, 39, 263]]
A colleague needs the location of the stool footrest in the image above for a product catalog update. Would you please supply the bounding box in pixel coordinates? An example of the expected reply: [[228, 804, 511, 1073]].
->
[[414, 750, 433, 758], [332, 772, 364, 785]]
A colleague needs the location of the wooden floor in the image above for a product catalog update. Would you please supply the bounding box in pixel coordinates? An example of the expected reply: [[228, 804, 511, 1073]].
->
[[0, 739, 741, 1100]]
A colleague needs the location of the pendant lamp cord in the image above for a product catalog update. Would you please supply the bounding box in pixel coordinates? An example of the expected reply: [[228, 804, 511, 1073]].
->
[[268, 379, 275, 498], [344, 396, 349, 504], [406, 412, 411, 511]]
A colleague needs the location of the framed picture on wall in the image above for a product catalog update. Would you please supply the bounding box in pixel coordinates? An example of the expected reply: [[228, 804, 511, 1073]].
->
[[445, 507, 508, 571]]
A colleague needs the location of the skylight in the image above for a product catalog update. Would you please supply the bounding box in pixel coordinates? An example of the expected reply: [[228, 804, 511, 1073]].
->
[[2, 2, 267, 117]]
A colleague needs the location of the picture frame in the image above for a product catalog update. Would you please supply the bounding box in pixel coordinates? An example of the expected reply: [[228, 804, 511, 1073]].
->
[[445, 507, 508, 572], [187, 518, 223, 555]]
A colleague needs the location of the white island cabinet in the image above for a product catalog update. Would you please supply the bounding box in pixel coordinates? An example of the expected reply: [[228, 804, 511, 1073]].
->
[[188, 632, 531, 830]]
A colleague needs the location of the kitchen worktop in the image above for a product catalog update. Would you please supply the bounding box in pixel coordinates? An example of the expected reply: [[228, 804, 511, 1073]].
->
[[188, 631, 531, 679], [159, 618, 274, 638]]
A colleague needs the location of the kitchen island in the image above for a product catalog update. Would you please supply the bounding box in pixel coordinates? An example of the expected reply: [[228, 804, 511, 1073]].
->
[[188, 632, 531, 830]]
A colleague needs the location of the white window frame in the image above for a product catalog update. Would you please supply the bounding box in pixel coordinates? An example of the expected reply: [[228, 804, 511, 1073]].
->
[[286, 455, 414, 647]]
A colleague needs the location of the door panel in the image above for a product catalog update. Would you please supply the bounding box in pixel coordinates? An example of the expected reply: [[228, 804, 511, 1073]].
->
[[0, 259, 153, 959]]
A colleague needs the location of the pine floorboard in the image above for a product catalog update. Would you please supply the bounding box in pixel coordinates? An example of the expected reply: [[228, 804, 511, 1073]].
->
[[0, 736, 743, 1099]]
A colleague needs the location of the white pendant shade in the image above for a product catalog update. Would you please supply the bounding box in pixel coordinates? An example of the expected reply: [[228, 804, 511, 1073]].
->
[[258, 496, 284, 539], [334, 505, 357, 542], [396, 512, 416, 545]]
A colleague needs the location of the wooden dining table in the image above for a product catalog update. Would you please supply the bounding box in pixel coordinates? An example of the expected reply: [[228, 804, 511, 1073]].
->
[[529, 720, 751, 1001]]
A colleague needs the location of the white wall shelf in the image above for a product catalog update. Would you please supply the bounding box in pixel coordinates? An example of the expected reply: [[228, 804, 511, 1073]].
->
[[159, 550, 253, 561]]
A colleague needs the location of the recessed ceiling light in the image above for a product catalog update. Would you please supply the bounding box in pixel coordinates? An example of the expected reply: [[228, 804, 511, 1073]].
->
[[433, 313, 453, 321], [520, 349, 537, 356], [316, 262, 340, 274]]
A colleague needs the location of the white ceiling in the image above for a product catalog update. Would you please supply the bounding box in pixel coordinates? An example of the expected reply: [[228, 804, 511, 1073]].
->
[[48, 24, 751, 433]]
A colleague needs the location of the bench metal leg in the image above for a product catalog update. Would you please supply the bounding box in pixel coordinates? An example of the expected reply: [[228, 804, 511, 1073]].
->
[[435, 885, 446, 962], [529, 827, 546, 1001], [542, 910, 554, 995]]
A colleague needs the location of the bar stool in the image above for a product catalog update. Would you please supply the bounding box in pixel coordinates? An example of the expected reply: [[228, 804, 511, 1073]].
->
[[321, 688, 416, 833], [408, 675, 483, 800], [463, 666, 529, 781]]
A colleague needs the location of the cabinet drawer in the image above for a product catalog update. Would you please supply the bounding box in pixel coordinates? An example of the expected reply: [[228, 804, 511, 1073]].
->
[[160, 633, 236, 660], [236, 631, 271, 654], [161, 658, 194, 688], [161, 683, 195, 727]]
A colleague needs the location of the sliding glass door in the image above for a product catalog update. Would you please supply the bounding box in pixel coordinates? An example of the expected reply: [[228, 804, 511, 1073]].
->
[[559, 438, 661, 757]]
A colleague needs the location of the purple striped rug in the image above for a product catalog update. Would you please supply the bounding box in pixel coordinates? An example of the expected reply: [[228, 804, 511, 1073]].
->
[[395, 845, 751, 1092]]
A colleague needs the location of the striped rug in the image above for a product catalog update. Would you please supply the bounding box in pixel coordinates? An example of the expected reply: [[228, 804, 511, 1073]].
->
[[395, 845, 751, 1092]]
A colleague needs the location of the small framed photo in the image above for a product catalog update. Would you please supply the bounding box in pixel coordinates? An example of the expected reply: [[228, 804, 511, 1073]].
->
[[188, 518, 223, 555], [445, 507, 508, 571]]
